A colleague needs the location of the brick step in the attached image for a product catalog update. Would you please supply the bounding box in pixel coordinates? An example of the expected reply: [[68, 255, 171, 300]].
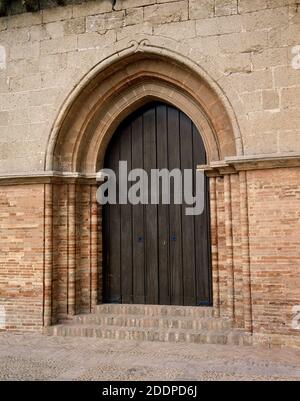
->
[[67, 314, 231, 331], [46, 324, 249, 346], [93, 304, 214, 318]]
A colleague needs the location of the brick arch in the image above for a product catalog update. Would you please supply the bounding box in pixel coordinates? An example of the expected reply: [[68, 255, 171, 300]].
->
[[48, 52, 240, 173]]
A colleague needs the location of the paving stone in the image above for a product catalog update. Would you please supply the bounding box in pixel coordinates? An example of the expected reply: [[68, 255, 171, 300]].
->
[[0, 332, 299, 381]]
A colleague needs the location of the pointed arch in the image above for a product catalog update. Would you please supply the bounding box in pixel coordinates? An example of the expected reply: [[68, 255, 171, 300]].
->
[[46, 45, 242, 173]]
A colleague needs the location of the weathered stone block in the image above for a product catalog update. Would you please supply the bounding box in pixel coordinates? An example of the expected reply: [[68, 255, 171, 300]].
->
[[7, 11, 42, 29], [78, 30, 116, 49], [144, 1, 188, 24], [220, 53, 252, 75], [154, 20, 195, 39], [124, 7, 143, 26], [30, 24, 51, 41], [239, 91, 262, 112], [281, 87, 300, 110], [219, 31, 268, 54], [278, 131, 300, 153], [0, 44, 6, 70], [86, 11, 125, 32], [262, 90, 280, 110], [45, 21, 65, 39], [42, 5, 72, 23], [189, 0, 214, 20], [115, 0, 156, 10], [0, 17, 7, 31], [0, 110, 8, 126], [9, 42, 40, 60], [39, 53, 67, 72], [64, 17, 86, 35], [9, 73, 41, 92], [215, 0, 238, 17], [269, 23, 300, 47], [116, 22, 152, 40], [196, 15, 242, 37], [274, 66, 300, 88], [251, 48, 288, 70], [238, 0, 268, 14], [28, 88, 59, 107], [40, 35, 77, 55], [73, 0, 112, 18], [244, 8, 288, 32]]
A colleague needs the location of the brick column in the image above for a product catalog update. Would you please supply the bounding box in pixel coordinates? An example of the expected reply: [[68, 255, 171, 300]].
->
[[224, 174, 235, 321], [44, 183, 53, 326], [239, 171, 253, 332], [68, 183, 76, 316], [90, 185, 98, 311], [210, 176, 220, 317]]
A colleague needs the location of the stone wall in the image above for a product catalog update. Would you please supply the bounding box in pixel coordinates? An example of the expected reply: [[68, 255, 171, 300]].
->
[[0, 0, 299, 172], [0, 0, 300, 346]]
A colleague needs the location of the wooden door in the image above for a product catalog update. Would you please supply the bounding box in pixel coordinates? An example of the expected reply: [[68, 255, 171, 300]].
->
[[103, 102, 212, 306]]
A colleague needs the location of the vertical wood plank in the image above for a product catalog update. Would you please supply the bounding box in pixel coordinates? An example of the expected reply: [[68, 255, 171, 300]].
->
[[105, 135, 121, 303], [156, 104, 170, 305], [120, 124, 133, 303], [193, 125, 211, 305], [132, 115, 146, 304], [143, 107, 159, 304], [168, 107, 183, 305], [180, 113, 196, 305]]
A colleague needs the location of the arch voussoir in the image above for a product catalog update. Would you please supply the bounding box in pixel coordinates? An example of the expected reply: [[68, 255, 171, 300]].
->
[[49, 52, 239, 174]]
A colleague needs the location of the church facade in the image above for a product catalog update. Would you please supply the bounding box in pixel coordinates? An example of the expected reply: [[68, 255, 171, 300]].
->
[[0, 0, 300, 348]]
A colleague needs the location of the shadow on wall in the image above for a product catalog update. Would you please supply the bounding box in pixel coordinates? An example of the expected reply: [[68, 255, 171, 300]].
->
[[0, 0, 72, 17]]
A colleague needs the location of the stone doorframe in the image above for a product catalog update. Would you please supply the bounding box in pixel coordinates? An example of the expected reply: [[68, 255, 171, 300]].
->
[[43, 42, 256, 333]]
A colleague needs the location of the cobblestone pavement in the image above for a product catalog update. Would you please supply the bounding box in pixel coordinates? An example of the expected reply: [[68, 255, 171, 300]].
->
[[0, 333, 299, 381]]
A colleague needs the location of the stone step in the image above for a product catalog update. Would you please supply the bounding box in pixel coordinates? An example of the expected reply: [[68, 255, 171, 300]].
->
[[68, 313, 231, 331], [93, 304, 214, 318], [46, 324, 249, 346]]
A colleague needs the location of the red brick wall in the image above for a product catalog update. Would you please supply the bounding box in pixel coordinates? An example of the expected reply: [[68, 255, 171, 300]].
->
[[52, 183, 68, 321], [0, 185, 44, 331], [215, 177, 227, 315], [1, 173, 300, 346], [230, 173, 244, 328], [75, 184, 93, 315], [247, 168, 300, 338], [51, 183, 100, 323]]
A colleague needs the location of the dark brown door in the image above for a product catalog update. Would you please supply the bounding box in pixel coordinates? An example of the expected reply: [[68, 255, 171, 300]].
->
[[103, 102, 212, 306]]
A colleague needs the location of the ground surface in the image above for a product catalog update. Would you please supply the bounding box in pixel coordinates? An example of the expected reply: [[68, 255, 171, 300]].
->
[[0, 333, 299, 381]]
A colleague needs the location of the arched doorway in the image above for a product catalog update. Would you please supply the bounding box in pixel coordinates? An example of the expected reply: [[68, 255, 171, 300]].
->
[[43, 50, 240, 326], [103, 102, 212, 306]]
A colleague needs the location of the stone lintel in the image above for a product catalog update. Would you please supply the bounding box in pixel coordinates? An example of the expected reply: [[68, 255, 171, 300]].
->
[[0, 171, 97, 186], [2, 153, 300, 184], [198, 153, 300, 176]]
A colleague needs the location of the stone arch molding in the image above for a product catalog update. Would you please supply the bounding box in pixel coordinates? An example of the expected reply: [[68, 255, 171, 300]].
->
[[46, 37, 243, 174]]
